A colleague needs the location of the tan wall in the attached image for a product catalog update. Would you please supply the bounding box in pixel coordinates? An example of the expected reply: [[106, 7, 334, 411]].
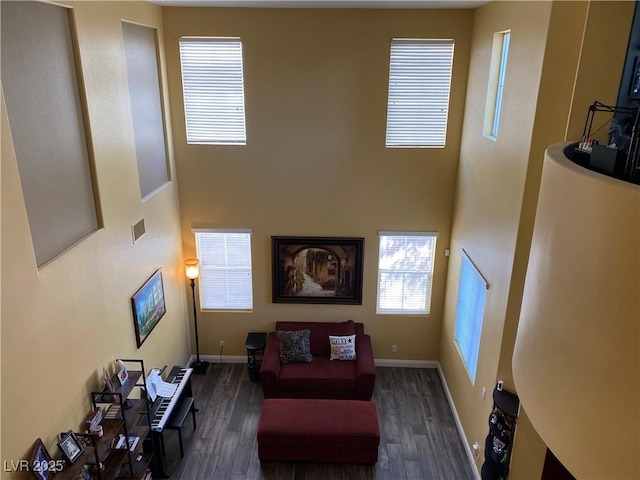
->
[[514, 143, 639, 479], [1, 1, 188, 473], [439, 1, 552, 474], [566, 1, 637, 142], [439, 1, 635, 477], [497, 3, 593, 474], [162, 7, 473, 360], [509, 2, 635, 478]]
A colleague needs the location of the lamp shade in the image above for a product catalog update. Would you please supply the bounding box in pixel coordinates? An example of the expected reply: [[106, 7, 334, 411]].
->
[[185, 258, 200, 280]]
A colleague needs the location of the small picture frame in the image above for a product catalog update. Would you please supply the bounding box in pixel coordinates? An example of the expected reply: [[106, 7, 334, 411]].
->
[[117, 366, 129, 386], [630, 56, 640, 97], [28, 438, 52, 480], [57, 431, 84, 464], [103, 368, 115, 392], [86, 407, 103, 432]]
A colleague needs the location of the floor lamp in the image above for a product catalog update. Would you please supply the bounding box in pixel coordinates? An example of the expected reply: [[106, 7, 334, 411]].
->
[[185, 258, 209, 374]]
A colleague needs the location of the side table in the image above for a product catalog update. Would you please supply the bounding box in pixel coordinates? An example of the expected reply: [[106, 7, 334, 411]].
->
[[245, 332, 267, 382]]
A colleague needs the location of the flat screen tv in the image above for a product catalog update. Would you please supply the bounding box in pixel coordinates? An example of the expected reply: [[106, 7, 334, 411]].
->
[[131, 268, 166, 348]]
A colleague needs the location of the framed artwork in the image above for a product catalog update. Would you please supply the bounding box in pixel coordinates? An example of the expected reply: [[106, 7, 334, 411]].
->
[[28, 438, 53, 480], [131, 268, 166, 348], [271, 236, 364, 305], [630, 56, 640, 97], [103, 367, 115, 392], [57, 431, 84, 464], [117, 366, 129, 385]]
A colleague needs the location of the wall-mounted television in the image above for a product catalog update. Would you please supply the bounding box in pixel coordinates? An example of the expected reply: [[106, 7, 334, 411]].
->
[[131, 268, 166, 348]]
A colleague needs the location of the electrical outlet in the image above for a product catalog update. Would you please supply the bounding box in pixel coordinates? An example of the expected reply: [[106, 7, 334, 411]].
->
[[219, 340, 225, 349], [482, 387, 487, 399], [472, 442, 480, 459], [391, 345, 398, 353]]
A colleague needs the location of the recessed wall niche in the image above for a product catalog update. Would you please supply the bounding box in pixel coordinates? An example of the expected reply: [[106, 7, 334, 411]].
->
[[122, 21, 170, 200], [1, 1, 100, 267]]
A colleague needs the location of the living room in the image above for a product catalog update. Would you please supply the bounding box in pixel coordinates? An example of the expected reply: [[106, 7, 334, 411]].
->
[[1, 1, 638, 479]]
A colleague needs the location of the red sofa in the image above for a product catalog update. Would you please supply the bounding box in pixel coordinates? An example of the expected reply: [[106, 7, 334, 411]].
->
[[260, 320, 376, 400]]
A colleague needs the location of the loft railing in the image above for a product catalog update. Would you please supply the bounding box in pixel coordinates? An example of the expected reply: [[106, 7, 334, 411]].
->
[[571, 101, 640, 184]]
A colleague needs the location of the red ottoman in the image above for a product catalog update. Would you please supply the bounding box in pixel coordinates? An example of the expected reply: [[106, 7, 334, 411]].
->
[[257, 398, 380, 464]]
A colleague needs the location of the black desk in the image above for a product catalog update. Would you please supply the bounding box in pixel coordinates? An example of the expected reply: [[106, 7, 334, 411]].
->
[[245, 332, 267, 382]]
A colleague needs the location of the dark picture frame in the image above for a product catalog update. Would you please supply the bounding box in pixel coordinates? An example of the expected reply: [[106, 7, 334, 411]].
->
[[57, 431, 84, 465], [131, 268, 166, 348], [272, 236, 364, 305], [630, 56, 640, 97], [28, 438, 52, 480]]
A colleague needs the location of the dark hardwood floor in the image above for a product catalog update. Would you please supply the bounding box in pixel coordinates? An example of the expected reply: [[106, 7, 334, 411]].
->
[[159, 363, 476, 480]]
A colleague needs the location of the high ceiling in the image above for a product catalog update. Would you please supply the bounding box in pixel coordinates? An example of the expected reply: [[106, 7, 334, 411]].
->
[[150, 0, 490, 9]]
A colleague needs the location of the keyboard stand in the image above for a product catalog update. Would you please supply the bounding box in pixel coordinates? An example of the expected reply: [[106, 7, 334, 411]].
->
[[151, 431, 169, 479], [161, 396, 196, 458], [145, 366, 197, 478]]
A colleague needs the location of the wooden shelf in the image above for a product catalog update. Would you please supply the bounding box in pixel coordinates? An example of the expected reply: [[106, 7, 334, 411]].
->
[[55, 361, 153, 480], [493, 388, 519, 418], [94, 371, 143, 405], [116, 451, 153, 479], [481, 387, 519, 480], [55, 447, 97, 480], [102, 448, 129, 478], [87, 360, 153, 480]]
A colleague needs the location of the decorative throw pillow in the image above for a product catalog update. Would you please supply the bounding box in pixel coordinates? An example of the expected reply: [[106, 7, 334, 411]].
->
[[329, 334, 356, 360], [277, 329, 313, 364]]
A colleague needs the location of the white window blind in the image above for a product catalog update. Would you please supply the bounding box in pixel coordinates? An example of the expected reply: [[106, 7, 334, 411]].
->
[[179, 37, 246, 145], [454, 250, 489, 383], [492, 31, 510, 137], [194, 229, 253, 310], [377, 232, 437, 315], [386, 39, 454, 148], [484, 30, 511, 140]]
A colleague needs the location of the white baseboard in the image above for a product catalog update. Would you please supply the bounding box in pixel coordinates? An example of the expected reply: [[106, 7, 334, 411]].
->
[[185, 354, 480, 478], [436, 364, 482, 480], [187, 354, 246, 366], [190, 356, 439, 368], [374, 358, 439, 368]]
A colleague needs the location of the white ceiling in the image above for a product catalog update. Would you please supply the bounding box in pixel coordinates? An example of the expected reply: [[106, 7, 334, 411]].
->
[[150, 0, 490, 9]]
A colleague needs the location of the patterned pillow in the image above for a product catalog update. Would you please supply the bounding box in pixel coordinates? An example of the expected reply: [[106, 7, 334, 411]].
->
[[277, 329, 313, 364], [329, 334, 356, 360]]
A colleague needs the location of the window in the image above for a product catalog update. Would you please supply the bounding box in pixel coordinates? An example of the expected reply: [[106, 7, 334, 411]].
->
[[454, 250, 489, 383], [178, 37, 246, 145], [385, 39, 455, 148], [193, 229, 253, 310], [376, 232, 437, 314], [484, 31, 511, 140]]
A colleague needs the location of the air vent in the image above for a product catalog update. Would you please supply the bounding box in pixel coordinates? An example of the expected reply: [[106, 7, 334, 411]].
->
[[132, 218, 145, 243]]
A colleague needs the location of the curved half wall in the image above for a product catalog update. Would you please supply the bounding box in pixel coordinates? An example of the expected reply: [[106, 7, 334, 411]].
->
[[513, 142, 639, 479]]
